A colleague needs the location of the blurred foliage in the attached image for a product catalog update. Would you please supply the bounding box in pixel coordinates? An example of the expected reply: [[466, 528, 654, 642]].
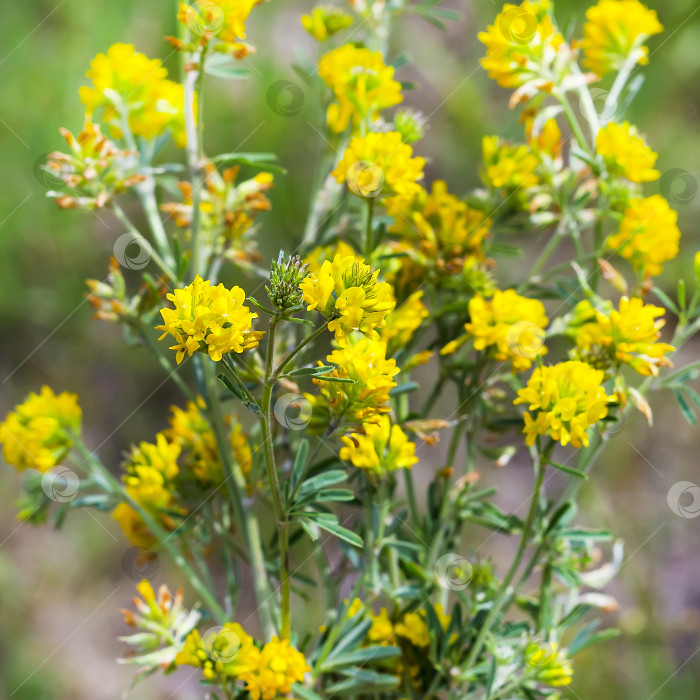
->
[[0, 0, 699, 698]]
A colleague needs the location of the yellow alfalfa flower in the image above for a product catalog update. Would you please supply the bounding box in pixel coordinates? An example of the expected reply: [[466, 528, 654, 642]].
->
[[79, 43, 189, 148], [525, 640, 573, 687], [157, 276, 264, 364], [380, 290, 429, 356], [395, 610, 430, 648], [523, 112, 563, 161], [461, 290, 549, 372], [332, 131, 425, 199], [124, 433, 181, 482], [302, 6, 353, 41], [241, 637, 311, 700], [177, 0, 259, 58], [368, 607, 396, 645], [300, 254, 395, 345], [176, 622, 259, 680], [309, 338, 399, 427], [0, 386, 81, 473], [318, 44, 403, 133], [580, 0, 663, 78], [514, 361, 615, 448], [571, 297, 674, 376], [478, 1, 565, 89], [606, 195, 680, 277], [387, 181, 491, 274], [340, 415, 418, 477], [304, 239, 359, 275], [481, 135, 540, 195], [596, 122, 659, 183]]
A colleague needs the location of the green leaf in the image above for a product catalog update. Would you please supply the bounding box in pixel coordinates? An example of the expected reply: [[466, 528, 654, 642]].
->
[[558, 528, 613, 541], [550, 461, 588, 480], [674, 388, 697, 425], [325, 668, 399, 695], [389, 382, 419, 397], [212, 152, 287, 174], [285, 365, 334, 377], [204, 56, 250, 80], [321, 645, 400, 669], [292, 685, 323, 700], [303, 513, 363, 547], [290, 439, 309, 493]]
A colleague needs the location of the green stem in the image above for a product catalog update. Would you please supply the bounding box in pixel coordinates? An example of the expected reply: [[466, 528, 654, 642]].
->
[[556, 93, 591, 154], [364, 197, 375, 260], [273, 320, 329, 380]]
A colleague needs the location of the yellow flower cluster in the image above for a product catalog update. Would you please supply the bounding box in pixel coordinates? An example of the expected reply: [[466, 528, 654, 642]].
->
[[300, 254, 395, 345], [606, 195, 680, 277], [367, 604, 450, 647], [112, 433, 184, 548], [479, 1, 565, 89], [571, 297, 674, 376], [340, 415, 417, 477], [157, 276, 264, 364], [524, 113, 563, 161], [596, 122, 659, 183], [177, 0, 259, 58], [481, 135, 540, 193], [514, 361, 614, 448], [302, 6, 353, 42], [387, 181, 491, 274], [307, 338, 399, 428], [380, 290, 428, 356], [177, 624, 310, 697], [305, 240, 360, 275], [332, 131, 425, 198], [443, 290, 548, 372], [525, 640, 573, 687], [80, 43, 189, 148], [581, 0, 663, 77], [0, 386, 81, 473], [318, 44, 403, 133]]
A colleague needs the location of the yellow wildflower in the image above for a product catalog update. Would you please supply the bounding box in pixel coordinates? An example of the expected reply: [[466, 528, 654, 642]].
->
[[481, 135, 539, 193], [387, 181, 491, 273], [308, 338, 399, 427], [368, 608, 396, 645], [242, 637, 310, 700], [124, 433, 181, 482], [479, 1, 565, 89], [571, 297, 674, 376], [523, 112, 562, 160], [177, 0, 259, 58], [606, 195, 680, 277], [525, 640, 573, 686], [79, 43, 189, 148], [300, 254, 395, 345], [157, 276, 264, 364], [514, 361, 615, 448], [332, 131, 425, 198], [305, 240, 359, 275], [318, 44, 403, 133], [302, 6, 353, 41], [0, 386, 81, 473], [380, 290, 429, 355], [464, 290, 548, 371], [340, 415, 418, 477], [581, 0, 663, 78], [596, 122, 659, 182], [395, 610, 430, 647], [347, 598, 364, 617]]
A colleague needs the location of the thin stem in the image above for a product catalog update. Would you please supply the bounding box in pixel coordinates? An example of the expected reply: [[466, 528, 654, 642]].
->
[[364, 196, 375, 260], [273, 320, 329, 380], [556, 93, 591, 155]]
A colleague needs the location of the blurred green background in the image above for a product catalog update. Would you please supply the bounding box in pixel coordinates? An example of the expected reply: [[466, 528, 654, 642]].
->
[[1, 1, 699, 698]]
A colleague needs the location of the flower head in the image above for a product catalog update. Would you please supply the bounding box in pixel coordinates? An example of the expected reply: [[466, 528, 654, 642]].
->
[[79, 43, 189, 147], [514, 361, 615, 448], [462, 290, 549, 371], [581, 0, 663, 78], [380, 290, 429, 356], [332, 131, 425, 199], [479, 1, 565, 89], [307, 338, 399, 429], [157, 276, 264, 364], [300, 254, 395, 345], [606, 195, 680, 277], [387, 181, 491, 275], [340, 415, 417, 477], [319, 44, 403, 133], [0, 386, 81, 472], [481, 135, 540, 196], [525, 640, 573, 687], [241, 637, 311, 700], [596, 122, 659, 182], [302, 6, 353, 41], [394, 610, 430, 648], [570, 297, 674, 376]]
